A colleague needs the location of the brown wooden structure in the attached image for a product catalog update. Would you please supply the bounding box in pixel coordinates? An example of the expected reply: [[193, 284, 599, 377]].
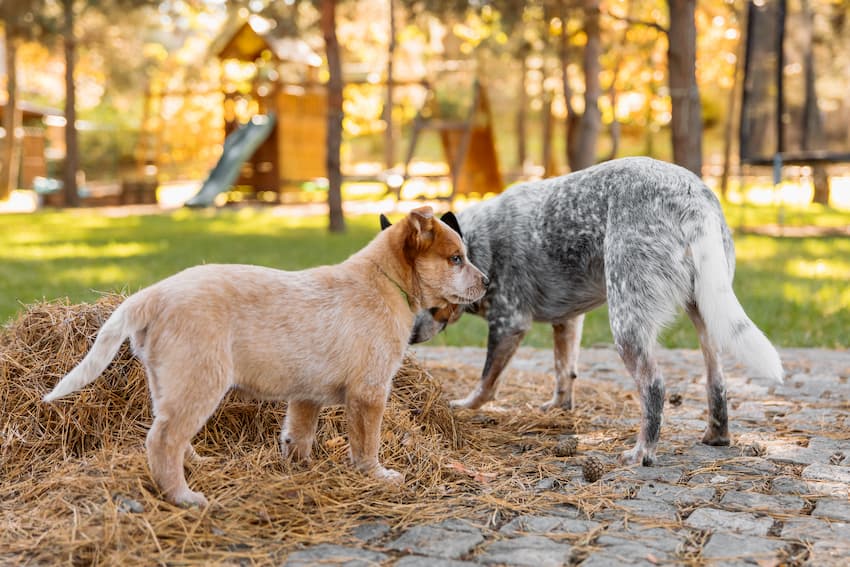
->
[[0, 101, 59, 190], [215, 19, 327, 195], [401, 79, 503, 200]]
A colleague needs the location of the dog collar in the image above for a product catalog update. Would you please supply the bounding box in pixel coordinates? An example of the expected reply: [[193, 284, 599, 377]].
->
[[377, 267, 414, 311]]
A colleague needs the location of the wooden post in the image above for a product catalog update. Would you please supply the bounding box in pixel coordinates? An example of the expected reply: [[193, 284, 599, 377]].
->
[[384, 0, 396, 172], [321, 0, 345, 232], [63, 0, 79, 207]]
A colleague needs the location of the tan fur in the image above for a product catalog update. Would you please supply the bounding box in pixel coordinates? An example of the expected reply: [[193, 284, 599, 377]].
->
[[44, 207, 487, 507]]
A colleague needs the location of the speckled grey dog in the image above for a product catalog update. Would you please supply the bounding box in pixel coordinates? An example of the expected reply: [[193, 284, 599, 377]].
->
[[410, 157, 783, 466]]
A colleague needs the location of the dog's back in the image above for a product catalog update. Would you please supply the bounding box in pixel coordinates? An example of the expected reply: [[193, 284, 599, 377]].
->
[[460, 157, 732, 323]]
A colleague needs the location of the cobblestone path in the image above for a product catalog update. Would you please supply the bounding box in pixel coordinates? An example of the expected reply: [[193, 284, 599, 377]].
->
[[285, 346, 849, 566]]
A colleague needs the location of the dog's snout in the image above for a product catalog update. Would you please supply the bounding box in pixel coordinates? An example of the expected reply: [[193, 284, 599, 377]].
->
[[481, 274, 490, 287]]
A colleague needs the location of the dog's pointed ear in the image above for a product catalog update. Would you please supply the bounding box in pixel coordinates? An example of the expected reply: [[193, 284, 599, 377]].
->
[[403, 206, 435, 262], [380, 213, 392, 231], [440, 211, 463, 239]]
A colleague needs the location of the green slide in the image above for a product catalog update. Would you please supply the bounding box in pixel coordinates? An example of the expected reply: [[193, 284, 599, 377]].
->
[[185, 113, 276, 207]]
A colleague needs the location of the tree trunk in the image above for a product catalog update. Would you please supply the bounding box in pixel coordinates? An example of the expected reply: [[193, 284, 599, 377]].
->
[[800, 0, 830, 205], [667, 0, 703, 177], [720, 8, 744, 202], [541, 91, 555, 177], [321, 0, 345, 233], [1, 35, 20, 201], [63, 0, 79, 207], [515, 48, 528, 173], [572, 0, 602, 170], [812, 165, 830, 205], [383, 0, 396, 172], [559, 0, 578, 171]]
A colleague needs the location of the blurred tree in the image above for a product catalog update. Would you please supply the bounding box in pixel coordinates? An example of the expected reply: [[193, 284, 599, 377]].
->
[[385, 0, 397, 172], [61, 0, 78, 206], [667, 0, 702, 176], [321, 0, 345, 233], [31, 0, 160, 206], [564, 0, 602, 171], [0, 0, 47, 200]]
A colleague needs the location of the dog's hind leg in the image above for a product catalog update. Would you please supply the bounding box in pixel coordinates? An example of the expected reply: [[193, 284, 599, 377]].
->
[[686, 304, 730, 446], [280, 400, 322, 463], [614, 334, 665, 466], [608, 279, 677, 466], [145, 360, 229, 507], [451, 316, 529, 409], [542, 314, 584, 411]]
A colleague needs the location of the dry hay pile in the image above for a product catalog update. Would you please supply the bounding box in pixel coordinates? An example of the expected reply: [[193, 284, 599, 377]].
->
[[0, 296, 626, 565]]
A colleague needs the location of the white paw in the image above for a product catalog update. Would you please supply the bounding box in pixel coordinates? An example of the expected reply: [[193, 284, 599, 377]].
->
[[450, 394, 487, 410], [373, 466, 404, 484], [280, 438, 312, 463], [540, 398, 573, 412], [619, 446, 655, 467], [173, 489, 209, 508]]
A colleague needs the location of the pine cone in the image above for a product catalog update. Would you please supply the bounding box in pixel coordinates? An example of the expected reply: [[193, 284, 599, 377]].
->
[[553, 436, 579, 457], [582, 456, 605, 483]]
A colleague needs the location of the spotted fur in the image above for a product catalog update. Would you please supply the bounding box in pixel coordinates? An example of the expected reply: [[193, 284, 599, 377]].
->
[[411, 157, 783, 465]]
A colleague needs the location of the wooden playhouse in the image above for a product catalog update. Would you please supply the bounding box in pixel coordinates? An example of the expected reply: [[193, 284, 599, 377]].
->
[[215, 18, 327, 196]]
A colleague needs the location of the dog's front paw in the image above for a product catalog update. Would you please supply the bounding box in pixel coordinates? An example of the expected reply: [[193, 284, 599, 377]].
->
[[619, 446, 655, 467], [450, 393, 488, 410], [701, 429, 731, 447], [171, 488, 209, 508], [540, 397, 573, 412], [372, 466, 404, 484], [280, 437, 313, 464]]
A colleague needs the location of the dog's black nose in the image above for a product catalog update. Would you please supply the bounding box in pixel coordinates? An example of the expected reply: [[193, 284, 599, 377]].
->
[[482, 274, 490, 287]]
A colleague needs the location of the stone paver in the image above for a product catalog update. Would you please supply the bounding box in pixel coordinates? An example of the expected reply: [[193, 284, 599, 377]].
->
[[719, 490, 806, 513], [477, 535, 571, 566], [598, 498, 679, 522], [394, 557, 477, 567], [499, 514, 601, 536], [595, 524, 683, 558], [768, 436, 850, 466], [700, 532, 786, 566], [283, 544, 388, 567], [351, 521, 391, 543], [802, 463, 850, 484], [685, 507, 774, 536], [386, 520, 483, 559], [290, 347, 850, 566], [812, 498, 850, 522], [780, 516, 850, 542], [636, 483, 716, 507], [807, 541, 850, 567]]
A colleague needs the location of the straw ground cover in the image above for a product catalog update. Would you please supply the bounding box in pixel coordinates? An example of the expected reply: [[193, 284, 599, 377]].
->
[[2, 205, 849, 348], [1, 296, 631, 565]]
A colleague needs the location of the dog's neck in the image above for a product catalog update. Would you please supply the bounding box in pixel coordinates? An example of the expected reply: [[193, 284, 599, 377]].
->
[[375, 264, 415, 311], [350, 229, 420, 314]]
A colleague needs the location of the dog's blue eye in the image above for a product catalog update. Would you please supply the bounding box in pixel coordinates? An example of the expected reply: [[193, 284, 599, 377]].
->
[[450, 255, 462, 266]]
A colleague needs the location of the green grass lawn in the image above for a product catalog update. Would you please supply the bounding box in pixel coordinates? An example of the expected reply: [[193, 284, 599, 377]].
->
[[2, 204, 848, 349]]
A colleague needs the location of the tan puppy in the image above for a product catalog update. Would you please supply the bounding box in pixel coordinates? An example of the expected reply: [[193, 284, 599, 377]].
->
[[44, 207, 487, 507]]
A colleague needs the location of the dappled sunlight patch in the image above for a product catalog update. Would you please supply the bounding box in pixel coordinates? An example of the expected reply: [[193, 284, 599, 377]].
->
[[1, 241, 162, 262], [731, 235, 780, 262], [828, 176, 850, 210], [786, 257, 850, 280], [0, 189, 38, 213], [52, 265, 148, 291], [726, 178, 850, 211]]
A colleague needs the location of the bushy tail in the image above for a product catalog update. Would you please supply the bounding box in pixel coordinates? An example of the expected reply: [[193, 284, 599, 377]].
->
[[43, 299, 137, 402], [691, 216, 784, 382]]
